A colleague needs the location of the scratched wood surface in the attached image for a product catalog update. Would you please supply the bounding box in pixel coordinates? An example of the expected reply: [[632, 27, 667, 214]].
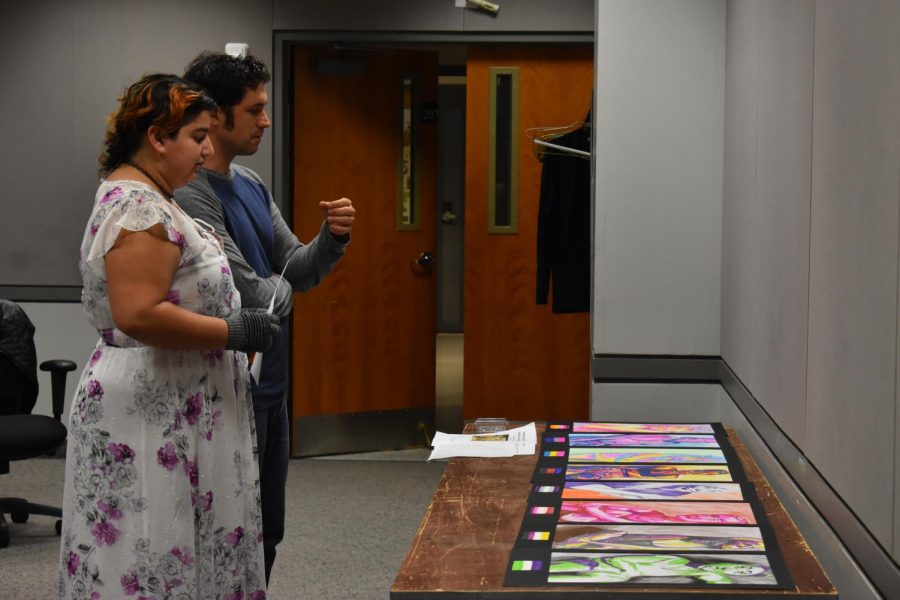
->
[[390, 426, 837, 599]]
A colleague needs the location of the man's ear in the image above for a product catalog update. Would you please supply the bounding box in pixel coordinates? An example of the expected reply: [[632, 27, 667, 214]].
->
[[209, 108, 224, 130], [146, 125, 167, 154]]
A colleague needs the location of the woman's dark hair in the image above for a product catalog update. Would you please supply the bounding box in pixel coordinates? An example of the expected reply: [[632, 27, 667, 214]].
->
[[183, 52, 271, 128], [99, 74, 217, 175]]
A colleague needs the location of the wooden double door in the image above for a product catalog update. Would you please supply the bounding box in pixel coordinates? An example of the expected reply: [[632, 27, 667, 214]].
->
[[290, 44, 592, 455]]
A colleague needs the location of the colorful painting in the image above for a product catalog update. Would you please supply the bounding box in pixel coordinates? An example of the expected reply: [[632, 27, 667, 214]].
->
[[564, 464, 734, 481], [569, 433, 720, 448], [568, 447, 726, 464], [572, 422, 715, 434], [547, 552, 778, 586], [561, 481, 744, 501], [558, 501, 757, 525], [552, 524, 765, 552], [508, 421, 791, 590]]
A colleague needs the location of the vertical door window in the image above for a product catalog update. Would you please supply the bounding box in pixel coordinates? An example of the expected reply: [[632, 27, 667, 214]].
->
[[488, 67, 519, 234], [398, 77, 420, 230]]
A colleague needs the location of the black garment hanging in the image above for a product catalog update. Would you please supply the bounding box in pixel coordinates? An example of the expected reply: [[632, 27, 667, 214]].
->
[[535, 126, 591, 313]]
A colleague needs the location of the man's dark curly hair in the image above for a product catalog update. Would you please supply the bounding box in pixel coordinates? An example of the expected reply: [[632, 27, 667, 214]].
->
[[183, 52, 270, 128]]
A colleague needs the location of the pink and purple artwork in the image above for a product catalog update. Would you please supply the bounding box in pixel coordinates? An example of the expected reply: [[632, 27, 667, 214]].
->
[[572, 422, 715, 434], [553, 524, 765, 552], [569, 433, 719, 448], [568, 447, 726, 464], [558, 501, 757, 525]]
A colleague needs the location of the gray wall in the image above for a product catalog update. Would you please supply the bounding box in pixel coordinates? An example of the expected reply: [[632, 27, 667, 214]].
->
[[722, 0, 900, 561], [592, 0, 724, 356], [0, 0, 272, 288]]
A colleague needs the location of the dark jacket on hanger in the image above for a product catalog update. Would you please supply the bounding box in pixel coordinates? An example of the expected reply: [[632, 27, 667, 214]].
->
[[536, 127, 591, 313]]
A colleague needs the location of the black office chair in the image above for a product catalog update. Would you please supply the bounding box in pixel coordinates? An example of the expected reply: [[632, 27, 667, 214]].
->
[[0, 300, 76, 548]]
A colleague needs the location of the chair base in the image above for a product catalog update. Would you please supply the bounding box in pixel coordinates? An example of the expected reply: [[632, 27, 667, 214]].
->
[[0, 513, 7, 548], [0, 497, 63, 548]]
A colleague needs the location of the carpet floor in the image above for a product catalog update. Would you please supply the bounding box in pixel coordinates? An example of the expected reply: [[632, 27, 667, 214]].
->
[[0, 453, 445, 599]]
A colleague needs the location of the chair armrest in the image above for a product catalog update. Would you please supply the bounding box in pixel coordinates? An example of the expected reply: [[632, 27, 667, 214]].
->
[[39, 360, 77, 422]]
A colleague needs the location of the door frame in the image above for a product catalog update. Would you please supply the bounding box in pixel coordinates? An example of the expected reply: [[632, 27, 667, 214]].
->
[[273, 32, 593, 217], [272, 32, 593, 453]]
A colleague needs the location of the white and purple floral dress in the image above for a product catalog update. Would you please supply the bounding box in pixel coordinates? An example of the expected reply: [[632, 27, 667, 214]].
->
[[58, 180, 266, 600]]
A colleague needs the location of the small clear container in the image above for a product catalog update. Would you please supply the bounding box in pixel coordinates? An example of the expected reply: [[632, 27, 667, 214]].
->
[[474, 417, 508, 433]]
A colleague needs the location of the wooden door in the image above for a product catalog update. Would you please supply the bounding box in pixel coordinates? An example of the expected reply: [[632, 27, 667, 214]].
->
[[291, 45, 438, 455], [464, 46, 593, 421]]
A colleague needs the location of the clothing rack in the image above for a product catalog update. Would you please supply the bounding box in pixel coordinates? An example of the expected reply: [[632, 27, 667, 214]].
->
[[533, 137, 591, 159]]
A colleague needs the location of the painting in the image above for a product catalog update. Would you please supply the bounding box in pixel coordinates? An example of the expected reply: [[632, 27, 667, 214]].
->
[[572, 422, 715, 434], [546, 552, 779, 586], [552, 524, 765, 552], [508, 421, 792, 591], [560, 481, 745, 501], [558, 501, 757, 525], [562, 464, 735, 481], [568, 447, 727, 464], [568, 433, 720, 448]]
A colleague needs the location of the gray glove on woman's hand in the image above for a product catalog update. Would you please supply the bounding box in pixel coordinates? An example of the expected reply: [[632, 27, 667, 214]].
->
[[224, 309, 281, 353]]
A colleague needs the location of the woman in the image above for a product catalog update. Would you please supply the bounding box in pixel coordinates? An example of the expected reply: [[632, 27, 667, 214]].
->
[[58, 74, 277, 600]]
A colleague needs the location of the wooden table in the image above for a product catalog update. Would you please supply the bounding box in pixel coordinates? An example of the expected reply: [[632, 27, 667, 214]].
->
[[391, 426, 837, 599]]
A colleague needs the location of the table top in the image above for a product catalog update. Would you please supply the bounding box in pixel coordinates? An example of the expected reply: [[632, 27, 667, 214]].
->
[[391, 425, 837, 599]]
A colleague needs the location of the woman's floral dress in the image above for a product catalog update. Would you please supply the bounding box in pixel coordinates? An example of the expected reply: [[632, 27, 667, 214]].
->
[[58, 180, 266, 600]]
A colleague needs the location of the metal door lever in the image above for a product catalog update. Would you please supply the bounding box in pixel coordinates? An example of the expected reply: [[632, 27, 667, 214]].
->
[[415, 252, 434, 266]]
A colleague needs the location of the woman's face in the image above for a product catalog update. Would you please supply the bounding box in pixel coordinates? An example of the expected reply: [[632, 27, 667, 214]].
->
[[161, 111, 214, 189]]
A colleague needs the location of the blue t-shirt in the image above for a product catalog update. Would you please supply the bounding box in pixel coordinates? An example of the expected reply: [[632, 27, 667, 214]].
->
[[208, 170, 288, 408]]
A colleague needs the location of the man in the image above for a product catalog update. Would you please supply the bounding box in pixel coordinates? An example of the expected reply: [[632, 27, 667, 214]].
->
[[175, 52, 355, 583]]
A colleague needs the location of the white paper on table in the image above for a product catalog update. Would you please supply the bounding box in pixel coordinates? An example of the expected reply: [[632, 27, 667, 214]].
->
[[249, 254, 294, 383], [428, 442, 517, 461], [433, 422, 536, 445], [427, 422, 537, 460]]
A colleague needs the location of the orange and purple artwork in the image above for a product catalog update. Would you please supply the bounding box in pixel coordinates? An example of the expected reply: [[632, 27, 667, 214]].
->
[[559, 501, 757, 525], [565, 464, 734, 481], [568, 447, 726, 464], [561, 481, 744, 501]]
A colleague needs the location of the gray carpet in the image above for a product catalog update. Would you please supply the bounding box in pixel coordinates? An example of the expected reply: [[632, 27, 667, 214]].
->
[[0, 453, 445, 599]]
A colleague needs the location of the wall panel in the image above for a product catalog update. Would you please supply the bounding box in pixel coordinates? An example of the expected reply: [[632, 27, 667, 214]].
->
[[721, 0, 759, 380], [460, 0, 594, 32], [274, 0, 462, 31], [806, 0, 900, 550], [593, 0, 724, 355], [896, 293, 900, 558], [747, 0, 813, 443], [0, 0, 272, 288], [0, 1, 77, 286], [273, 0, 593, 33]]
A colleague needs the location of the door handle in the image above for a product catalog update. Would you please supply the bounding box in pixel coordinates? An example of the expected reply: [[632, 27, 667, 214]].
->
[[414, 252, 435, 267], [412, 251, 435, 276]]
